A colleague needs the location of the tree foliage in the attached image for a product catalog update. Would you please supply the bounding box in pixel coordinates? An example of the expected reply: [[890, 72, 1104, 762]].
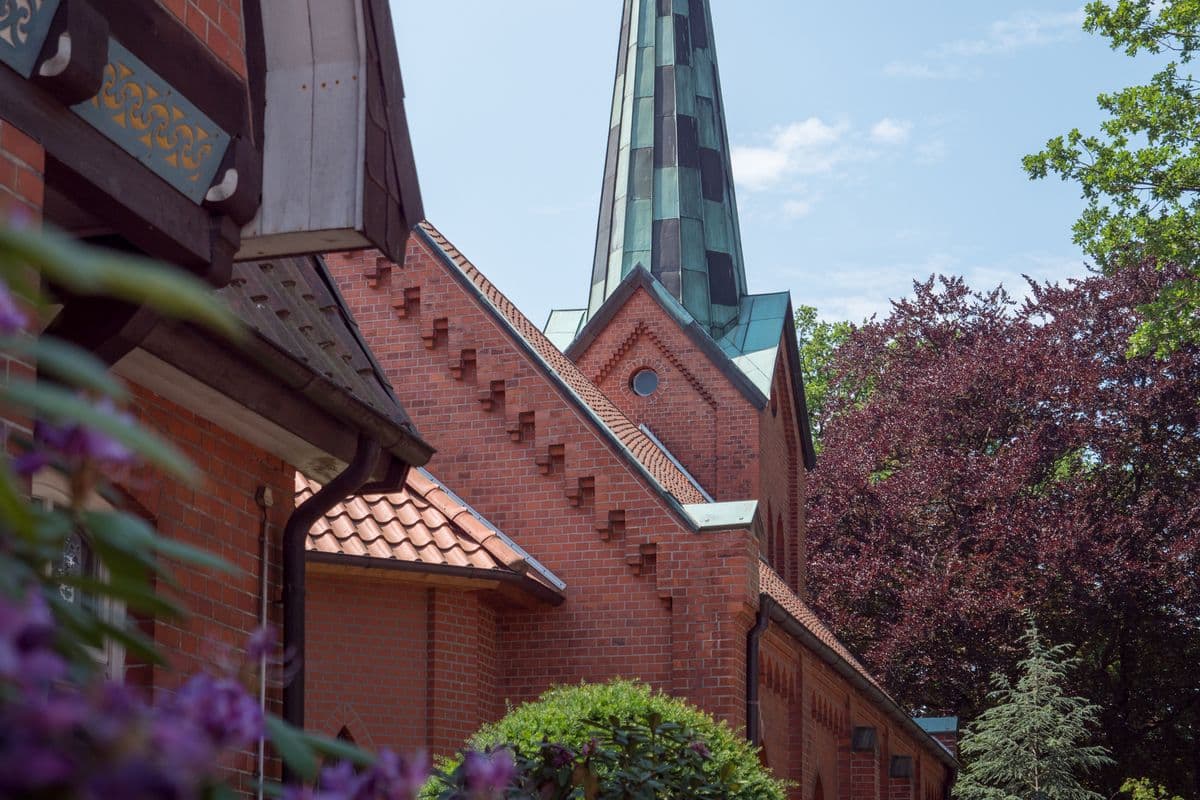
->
[[805, 266, 1199, 797], [954, 621, 1111, 800], [1025, 0, 1200, 356], [424, 680, 786, 800], [793, 305, 852, 451]]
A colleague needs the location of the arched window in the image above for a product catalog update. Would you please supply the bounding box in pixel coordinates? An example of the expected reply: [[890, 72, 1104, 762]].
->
[[32, 469, 125, 680]]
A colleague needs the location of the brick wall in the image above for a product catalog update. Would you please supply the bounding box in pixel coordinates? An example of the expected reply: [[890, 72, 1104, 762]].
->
[[158, 0, 246, 76], [759, 344, 807, 594], [0, 118, 43, 459], [571, 286, 758, 503], [122, 383, 291, 795], [427, 588, 501, 754], [0, 119, 44, 222], [307, 573, 506, 759], [306, 571, 428, 752], [324, 242, 758, 727]]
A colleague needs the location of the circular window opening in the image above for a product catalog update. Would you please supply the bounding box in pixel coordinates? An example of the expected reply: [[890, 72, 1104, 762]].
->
[[631, 368, 660, 397]]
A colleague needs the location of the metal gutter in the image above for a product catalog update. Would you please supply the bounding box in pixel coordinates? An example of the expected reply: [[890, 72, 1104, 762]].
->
[[305, 550, 565, 606]]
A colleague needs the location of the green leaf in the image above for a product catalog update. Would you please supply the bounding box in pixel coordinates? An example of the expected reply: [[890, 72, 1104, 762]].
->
[[299, 731, 377, 767], [266, 713, 319, 782], [58, 573, 185, 619], [0, 464, 36, 538], [0, 336, 128, 400], [84, 511, 238, 576], [0, 225, 243, 341], [0, 379, 196, 481]]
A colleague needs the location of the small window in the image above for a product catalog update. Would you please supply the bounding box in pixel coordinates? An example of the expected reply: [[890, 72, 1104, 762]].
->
[[33, 470, 125, 680], [630, 368, 659, 397]]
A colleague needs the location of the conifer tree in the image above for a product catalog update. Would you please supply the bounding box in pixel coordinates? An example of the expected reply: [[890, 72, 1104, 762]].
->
[[954, 621, 1112, 800]]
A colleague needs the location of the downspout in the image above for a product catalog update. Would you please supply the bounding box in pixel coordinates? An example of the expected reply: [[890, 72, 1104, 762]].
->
[[254, 486, 274, 800], [746, 593, 775, 748], [281, 435, 384, 742]]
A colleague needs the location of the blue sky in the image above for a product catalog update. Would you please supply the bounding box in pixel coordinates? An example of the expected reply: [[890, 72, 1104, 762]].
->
[[392, 2, 1142, 325]]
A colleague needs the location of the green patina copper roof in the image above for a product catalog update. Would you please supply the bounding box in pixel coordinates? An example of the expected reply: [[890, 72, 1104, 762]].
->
[[714, 292, 791, 397], [544, 308, 589, 351], [915, 717, 959, 735], [587, 0, 747, 336]]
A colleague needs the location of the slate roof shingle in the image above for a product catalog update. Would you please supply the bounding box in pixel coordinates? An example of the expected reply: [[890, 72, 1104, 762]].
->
[[221, 255, 409, 429], [418, 223, 708, 507]]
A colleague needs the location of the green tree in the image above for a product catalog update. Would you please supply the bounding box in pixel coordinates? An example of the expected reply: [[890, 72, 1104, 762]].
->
[[1119, 778, 1184, 800], [955, 621, 1112, 800], [1024, 0, 1200, 357], [793, 305, 851, 451]]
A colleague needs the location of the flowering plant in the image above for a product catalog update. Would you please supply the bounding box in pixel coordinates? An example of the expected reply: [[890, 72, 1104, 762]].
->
[[0, 225, 432, 798]]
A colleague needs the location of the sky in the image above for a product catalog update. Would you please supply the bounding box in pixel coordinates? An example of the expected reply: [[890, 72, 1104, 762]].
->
[[391, 2, 1145, 326]]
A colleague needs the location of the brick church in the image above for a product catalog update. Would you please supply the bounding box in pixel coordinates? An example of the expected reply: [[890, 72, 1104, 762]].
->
[[302, 2, 959, 798], [0, 0, 957, 795]]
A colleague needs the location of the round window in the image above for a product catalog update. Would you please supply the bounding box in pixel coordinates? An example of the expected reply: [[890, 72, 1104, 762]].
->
[[630, 368, 660, 397]]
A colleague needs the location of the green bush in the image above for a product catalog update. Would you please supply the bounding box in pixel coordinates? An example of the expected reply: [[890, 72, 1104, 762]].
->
[[423, 680, 787, 800]]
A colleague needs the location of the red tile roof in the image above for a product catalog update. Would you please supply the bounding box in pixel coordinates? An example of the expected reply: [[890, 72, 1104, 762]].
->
[[418, 223, 707, 507], [758, 561, 886, 694], [299, 470, 563, 595]]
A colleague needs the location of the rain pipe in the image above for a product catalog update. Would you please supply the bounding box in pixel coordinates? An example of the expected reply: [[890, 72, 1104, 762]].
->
[[254, 485, 275, 800], [281, 434, 383, 777], [746, 593, 775, 748]]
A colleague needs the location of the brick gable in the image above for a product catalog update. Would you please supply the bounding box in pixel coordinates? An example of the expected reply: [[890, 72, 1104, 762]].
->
[[322, 231, 760, 728]]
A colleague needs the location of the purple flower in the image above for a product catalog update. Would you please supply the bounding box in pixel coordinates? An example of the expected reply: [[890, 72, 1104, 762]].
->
[[0, 279, 27, 335], [361, 749, 430, 800], [317, 760, 361, 795], [0, 589, 66, 686], [545, 743, 574, 768], [0, 744, 74, 792], [687, 740, 712, 759], [83, 761, 181, 800], [162, 673, 263, 751], [23, 399, 137, 477], [245, 626, 277, 663], [463, 749, 515, 798]]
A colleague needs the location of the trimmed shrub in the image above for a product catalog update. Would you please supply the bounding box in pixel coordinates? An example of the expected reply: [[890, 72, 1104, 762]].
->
[[423, 680, 787, 800]]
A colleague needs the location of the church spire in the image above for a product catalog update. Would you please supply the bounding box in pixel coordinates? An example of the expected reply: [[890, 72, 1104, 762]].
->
[[587, 0, 748, 336]]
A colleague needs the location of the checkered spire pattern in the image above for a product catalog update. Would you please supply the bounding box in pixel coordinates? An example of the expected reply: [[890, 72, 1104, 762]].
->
[[588, 0, 748, 336]]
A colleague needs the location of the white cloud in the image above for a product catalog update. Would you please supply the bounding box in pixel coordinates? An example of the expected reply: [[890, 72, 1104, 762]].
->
[[886, 7, 1085, 80], [731, 118, 852, 191], [783, 198, 815, 219], [732, 116, 916, 216], [882, 61, 973, 81], [870, 118, 913, 145], [915, 137, 948, 164]]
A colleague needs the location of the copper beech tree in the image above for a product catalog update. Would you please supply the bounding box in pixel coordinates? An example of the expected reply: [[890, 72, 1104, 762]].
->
[[804, 264, 1200, 797]]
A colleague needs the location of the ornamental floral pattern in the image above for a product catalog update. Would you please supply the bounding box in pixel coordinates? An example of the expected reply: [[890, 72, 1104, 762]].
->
[[72, 40, 230, 203], [0, 0, 60, 76]]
